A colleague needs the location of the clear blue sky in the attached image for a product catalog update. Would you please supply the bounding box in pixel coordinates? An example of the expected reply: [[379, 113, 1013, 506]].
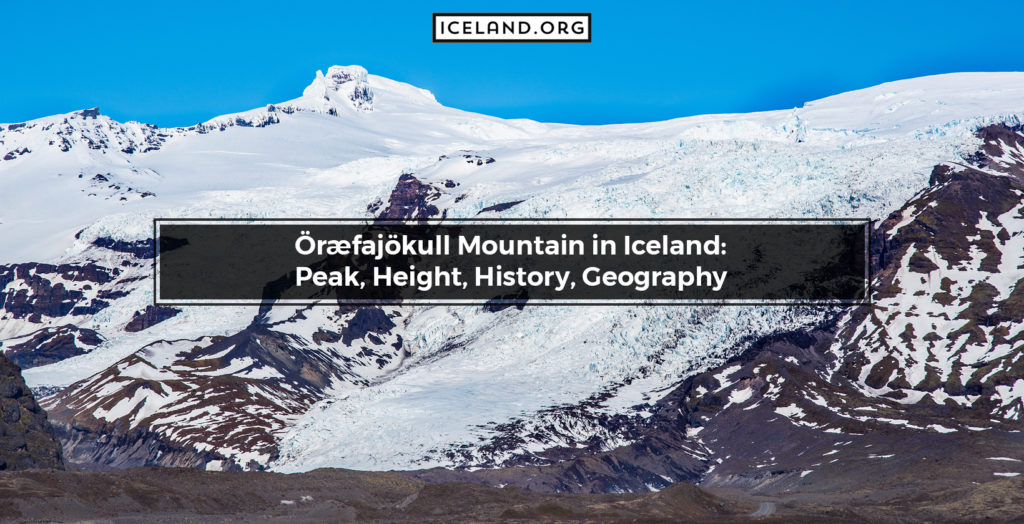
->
[[4, 1, 1023, 126]]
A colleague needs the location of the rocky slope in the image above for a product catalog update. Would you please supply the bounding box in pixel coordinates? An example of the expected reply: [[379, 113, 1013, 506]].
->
[[0, 352, 63, 470], [40, 172, 454, 470]]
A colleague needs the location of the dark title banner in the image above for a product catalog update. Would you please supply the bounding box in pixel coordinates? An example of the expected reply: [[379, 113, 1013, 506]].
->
[[154, 219, 870, 306]]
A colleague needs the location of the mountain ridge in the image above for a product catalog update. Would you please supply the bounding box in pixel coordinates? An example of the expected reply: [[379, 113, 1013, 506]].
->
[[0, 69, 1022, 490]]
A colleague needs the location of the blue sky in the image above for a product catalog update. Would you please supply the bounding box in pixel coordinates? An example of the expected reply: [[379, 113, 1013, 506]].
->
[[4, 1, 1023, 126]]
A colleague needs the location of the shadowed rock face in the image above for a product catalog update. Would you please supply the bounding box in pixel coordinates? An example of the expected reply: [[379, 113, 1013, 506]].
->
[[0, 352, 63, 470], [123, 305, 180, 333], [3, 325, 103, 369], [90, 237, 155, 259], [376, 172, 446, 223]]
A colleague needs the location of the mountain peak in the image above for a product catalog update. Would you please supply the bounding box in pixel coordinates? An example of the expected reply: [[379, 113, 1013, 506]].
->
[[301, 65, 374, 112]]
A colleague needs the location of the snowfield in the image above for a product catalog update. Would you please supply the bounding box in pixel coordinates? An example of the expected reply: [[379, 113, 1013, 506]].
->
[[2, 66, 1024, 472]]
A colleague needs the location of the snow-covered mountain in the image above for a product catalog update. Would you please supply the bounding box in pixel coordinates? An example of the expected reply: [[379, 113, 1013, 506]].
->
[[1, 66, 1023, 485]]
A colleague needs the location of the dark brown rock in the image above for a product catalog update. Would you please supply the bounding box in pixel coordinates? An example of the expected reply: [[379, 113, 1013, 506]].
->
[[0, 352, 63, 470], [3, 325, 103, 369], [376, 173, 445, 222], [124, 306, 180, 333]]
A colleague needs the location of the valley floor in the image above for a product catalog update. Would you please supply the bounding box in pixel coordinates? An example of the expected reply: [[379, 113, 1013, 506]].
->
[[0, 466, 1021, 523]]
